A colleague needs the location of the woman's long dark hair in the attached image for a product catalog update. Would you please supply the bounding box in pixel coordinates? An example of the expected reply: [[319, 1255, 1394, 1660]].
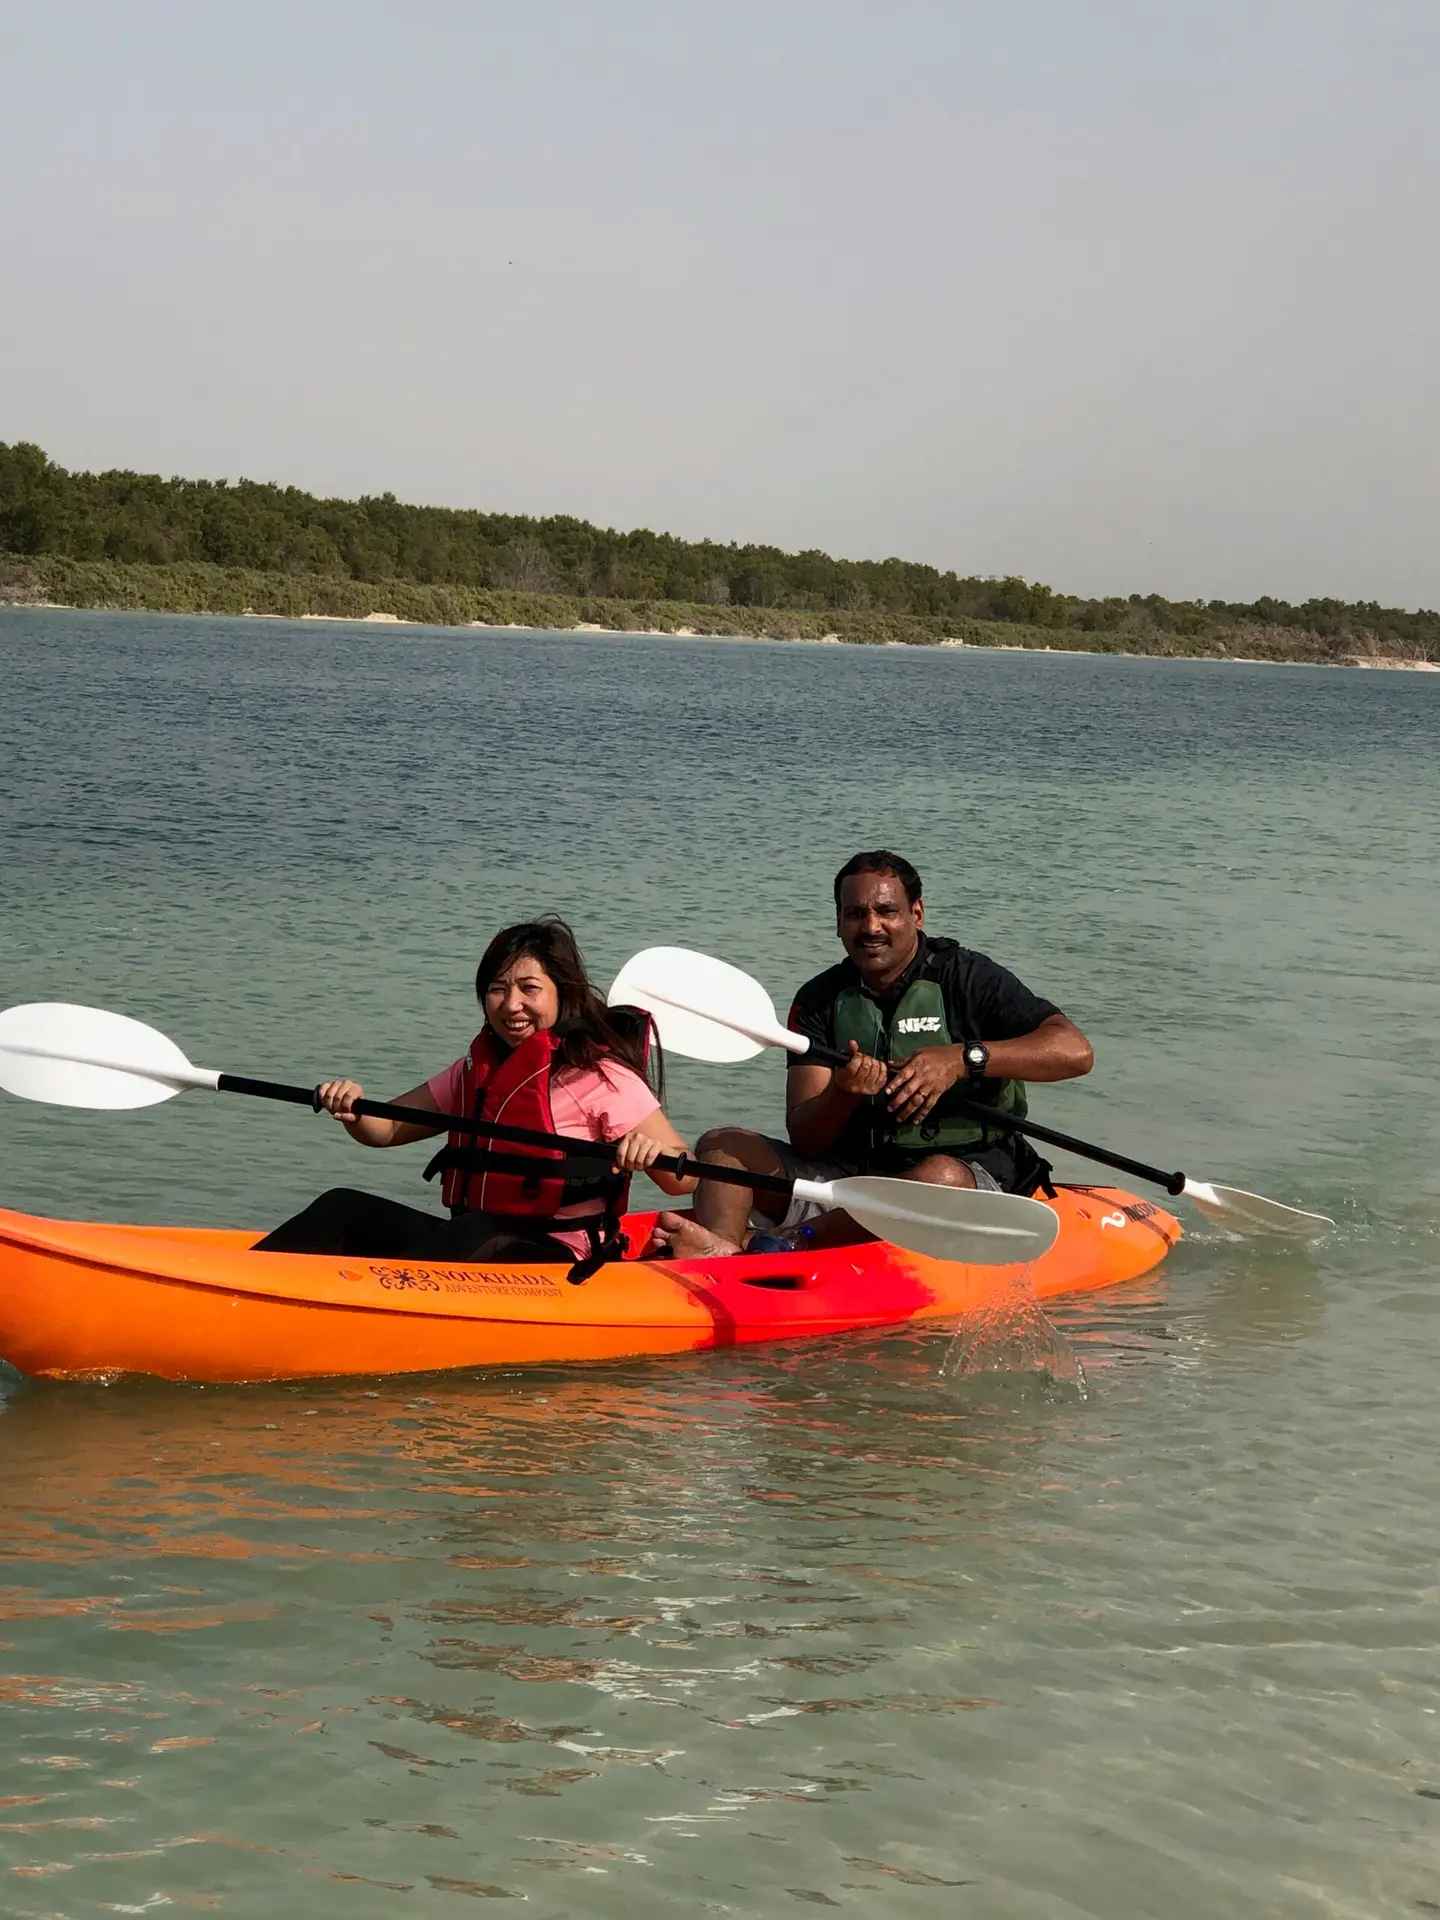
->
[[474, 917, 662, 1096]]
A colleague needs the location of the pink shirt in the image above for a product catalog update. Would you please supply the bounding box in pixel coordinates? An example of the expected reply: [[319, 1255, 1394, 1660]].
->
[[426, 1055, 660, 1260]]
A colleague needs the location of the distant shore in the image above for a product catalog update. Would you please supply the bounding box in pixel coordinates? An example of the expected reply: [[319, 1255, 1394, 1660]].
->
[[2, 554, 1436, 670]]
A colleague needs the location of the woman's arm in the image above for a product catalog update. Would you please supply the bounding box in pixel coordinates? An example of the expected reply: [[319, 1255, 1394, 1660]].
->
[[317, 1078, 446, 1148], [613, 1109, 697, 1197]]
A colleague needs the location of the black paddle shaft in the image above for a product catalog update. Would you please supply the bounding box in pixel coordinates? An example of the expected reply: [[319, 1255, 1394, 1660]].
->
[[213, 1073, 799, 1201], [793, 1042, 1186, 1196]]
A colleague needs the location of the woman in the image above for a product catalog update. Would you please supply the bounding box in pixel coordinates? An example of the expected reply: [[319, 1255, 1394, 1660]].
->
[[256, 918, 694, 1271]]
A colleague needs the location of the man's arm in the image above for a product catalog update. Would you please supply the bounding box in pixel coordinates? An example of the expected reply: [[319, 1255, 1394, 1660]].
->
[[884, 1013, 1093, 1126], [983, 1012, 1093, 1083]]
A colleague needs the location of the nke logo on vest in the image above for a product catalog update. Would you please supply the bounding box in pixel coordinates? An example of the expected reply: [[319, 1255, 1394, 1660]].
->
[[895, 1015, 943, 1034]]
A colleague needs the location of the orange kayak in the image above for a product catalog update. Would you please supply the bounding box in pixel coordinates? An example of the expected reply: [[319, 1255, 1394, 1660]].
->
[[0, 1187, 1180, 1384]]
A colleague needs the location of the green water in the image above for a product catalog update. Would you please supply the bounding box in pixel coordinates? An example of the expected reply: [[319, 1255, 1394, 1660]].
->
[[0, 610, 1437, 1916]]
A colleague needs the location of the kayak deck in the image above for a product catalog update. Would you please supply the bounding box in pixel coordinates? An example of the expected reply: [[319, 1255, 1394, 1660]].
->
[[0, 1188, 1181, 1383]]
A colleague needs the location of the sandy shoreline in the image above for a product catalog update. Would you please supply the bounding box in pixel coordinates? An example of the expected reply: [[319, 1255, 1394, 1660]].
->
[[3, 598, 1438, 669]]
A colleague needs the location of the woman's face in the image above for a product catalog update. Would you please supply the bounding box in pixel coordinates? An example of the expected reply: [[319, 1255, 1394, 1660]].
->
[[484, 953, 561, 1047]]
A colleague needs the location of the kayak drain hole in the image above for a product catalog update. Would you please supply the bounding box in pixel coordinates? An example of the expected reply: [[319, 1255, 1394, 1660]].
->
[[737, 1273, 813, 1291]]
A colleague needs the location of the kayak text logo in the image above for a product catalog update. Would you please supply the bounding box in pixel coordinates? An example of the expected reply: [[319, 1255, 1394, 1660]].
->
[[896, 1015, 943, 1034]]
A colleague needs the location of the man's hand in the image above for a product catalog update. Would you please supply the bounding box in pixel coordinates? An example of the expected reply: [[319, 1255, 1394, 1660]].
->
[[833, 1039, 887, 1099], [786, 1041, 888, 1159], [885, 1045, 964, 1124]]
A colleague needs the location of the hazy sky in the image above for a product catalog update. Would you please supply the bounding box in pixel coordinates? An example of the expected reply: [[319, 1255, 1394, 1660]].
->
[[2, 0, 1436, 604]]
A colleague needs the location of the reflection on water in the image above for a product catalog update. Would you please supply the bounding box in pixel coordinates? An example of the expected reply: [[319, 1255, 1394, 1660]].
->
[[1, 1285, 1437, 1916], [0, 1353, 1077, 1905]]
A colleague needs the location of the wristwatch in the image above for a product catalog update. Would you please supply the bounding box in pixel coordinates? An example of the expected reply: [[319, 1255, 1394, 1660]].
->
[[963, 1041, 990, 1082]]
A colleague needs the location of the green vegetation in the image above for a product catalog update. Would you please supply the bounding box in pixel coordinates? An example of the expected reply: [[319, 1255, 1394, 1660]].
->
[[0, 554, 1419, 665], [1, 442, 1435, 663]]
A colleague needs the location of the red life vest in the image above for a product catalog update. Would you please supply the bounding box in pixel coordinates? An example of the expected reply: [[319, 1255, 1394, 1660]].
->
[[428, 1026, 630, 1225]]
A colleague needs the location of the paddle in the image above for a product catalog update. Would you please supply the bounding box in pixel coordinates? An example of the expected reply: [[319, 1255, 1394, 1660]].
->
[[607, 947, 1336, 1241], [0, 1001, 1059, 1267]]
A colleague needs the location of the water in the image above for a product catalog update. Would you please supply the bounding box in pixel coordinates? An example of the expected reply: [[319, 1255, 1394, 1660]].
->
[[940, 1261, 1088, 1397], [0, 609, 1437, 1916]]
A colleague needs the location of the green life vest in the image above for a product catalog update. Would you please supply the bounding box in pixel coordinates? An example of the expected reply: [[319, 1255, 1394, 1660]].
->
[[832, 969, 1027, 1157]]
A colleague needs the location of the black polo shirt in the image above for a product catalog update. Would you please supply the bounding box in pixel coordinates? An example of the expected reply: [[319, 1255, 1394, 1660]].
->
[[785, 932, 1062, 1168]]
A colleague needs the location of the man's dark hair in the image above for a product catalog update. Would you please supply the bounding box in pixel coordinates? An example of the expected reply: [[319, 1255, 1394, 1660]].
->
[[832, 850, 923, 909]]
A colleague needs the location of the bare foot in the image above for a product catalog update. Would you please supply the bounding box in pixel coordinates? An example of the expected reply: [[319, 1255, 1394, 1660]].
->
[[645, 1211, 744, 1260]]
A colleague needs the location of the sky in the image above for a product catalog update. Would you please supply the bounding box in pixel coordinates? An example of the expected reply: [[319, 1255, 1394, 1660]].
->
[[2, 0, 1437, 605]]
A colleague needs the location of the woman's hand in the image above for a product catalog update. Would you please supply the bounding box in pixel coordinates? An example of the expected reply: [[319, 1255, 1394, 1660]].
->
[[613, 1122, 669, 1173], [312, 1078, 444, 1149], [316, 1078, 366, 1123], [613, 1115, 696, 1195]]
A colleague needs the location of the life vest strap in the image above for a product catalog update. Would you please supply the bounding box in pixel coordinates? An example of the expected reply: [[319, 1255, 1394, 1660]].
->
[[422, 1142, 624, 1206], [564, 1218, 630, 1286], [422, 1142, 629, 1284]]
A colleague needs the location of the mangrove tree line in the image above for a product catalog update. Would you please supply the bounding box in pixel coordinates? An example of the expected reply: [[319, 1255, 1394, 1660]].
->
[[2, 442, 1435, 654]]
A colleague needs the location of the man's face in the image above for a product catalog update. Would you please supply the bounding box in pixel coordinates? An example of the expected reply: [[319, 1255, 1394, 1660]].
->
[[836, 870, 924, 984]]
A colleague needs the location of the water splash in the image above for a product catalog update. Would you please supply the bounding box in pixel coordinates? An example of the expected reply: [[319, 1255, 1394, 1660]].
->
[[938, 1264, 1088, 1399]]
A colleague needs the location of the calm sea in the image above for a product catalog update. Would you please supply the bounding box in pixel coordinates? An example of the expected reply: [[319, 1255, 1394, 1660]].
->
[[0, 609, 1436, 1917]]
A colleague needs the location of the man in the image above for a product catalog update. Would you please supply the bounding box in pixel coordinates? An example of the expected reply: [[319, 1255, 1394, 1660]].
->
[[653, 850, 1093, 1256]]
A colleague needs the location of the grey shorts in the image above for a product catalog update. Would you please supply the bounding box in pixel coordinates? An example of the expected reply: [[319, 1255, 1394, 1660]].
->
[[747, 1137, 1002, 1233]]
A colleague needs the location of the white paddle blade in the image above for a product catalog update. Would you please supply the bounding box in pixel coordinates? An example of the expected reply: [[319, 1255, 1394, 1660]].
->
[[0, 1003, 216, 1109], [1182, 1179, 1334, 1241], [795, 1176, 1061, 1266], [608, 946, 796, 1064]]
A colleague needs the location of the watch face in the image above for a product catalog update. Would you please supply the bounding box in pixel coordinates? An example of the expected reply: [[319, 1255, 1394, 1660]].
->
[[966, 1044, 987, 1068]]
